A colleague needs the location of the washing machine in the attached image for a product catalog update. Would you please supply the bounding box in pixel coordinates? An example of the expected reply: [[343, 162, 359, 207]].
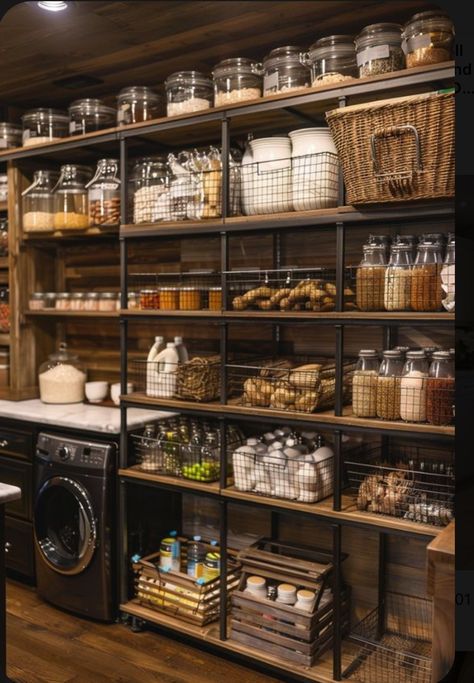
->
[[34, 432, 116, 621]]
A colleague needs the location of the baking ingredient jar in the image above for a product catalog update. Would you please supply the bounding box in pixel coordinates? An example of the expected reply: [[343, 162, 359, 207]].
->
[[376, 350, 403, 420], [68, 98, 116, 135], [160, 286, 179, 310], [38, 343, 86, 404], [306, 35, 357, 86], [262, 46, 310, 95], [70, 292, 85, 311], [441, 237, 455, 312], [55, 292, 71, 310], [402, 11, 454, 69], [384, 244, 413, 311], [22, 170, 59, 233], [276, 583, 297, 605], [0, 123, 21, 150], [288, 127, 339, 210], [213, 58, 262, 106], [117, 86, 162, 125], [179, 286, 201, 310], [244, 575, 267, 598], [355, 23, 405, 78], [132, 156, 169, 224], [400, 350, 429, 422], [294, 589, 316, 612], [411, 243, 443, 311], [356, 242, 387, 311], [53, 164, 92, 230], [0, 175, 7, 203], [426, 351, 454, 425], [22, 108, 69, 147], [84, 292, 100, 311], [98, 292, 117, 312], [241, 136, 292, 215], [165, 71, 213, 116], [203, 551, 220, 582], [87, 158, 121, 226], [352, 349, 379, 417], [29, 293, 46, 311], [0, 219, 7, 256], [139, 289, 160, 310], [208, 286, 222, 310]]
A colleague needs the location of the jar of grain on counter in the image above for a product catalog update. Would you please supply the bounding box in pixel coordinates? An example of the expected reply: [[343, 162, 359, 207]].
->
[[179, 286, 202, 311], [213, 58, 262, 106], [306, 35, 358, 86], [165, 71, 213, 116], [356, 242, 387, 311], [426, 351, 454, 426], [53, 164, 92, 230], [262, 46, 310, 95], [68, 98, 116, 136], [29, 293, 46, 310], [208, 286, 222, 311], [355, 23, 405, 78], [87, 158, 121, 226], [384, 244, 413, 311], [352, 349, 379, 417], [400, 350, 429, 422], [402, 11, 454, 69], [22, 170, 58, 232], [117, 86, 162, 125], [376, 350, 403, 421], [22, 108, 69, 147], [38, 343, 86, 404], [411, 242, 443, 311]]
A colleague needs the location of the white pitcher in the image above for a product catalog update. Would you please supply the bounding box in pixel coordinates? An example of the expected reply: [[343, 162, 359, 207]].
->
[[241, 136, 292, 215], [289, 128, 339, 211]]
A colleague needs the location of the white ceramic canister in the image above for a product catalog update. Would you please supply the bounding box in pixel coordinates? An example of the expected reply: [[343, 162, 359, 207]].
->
[[241, 136, 292, 215], [288, 128, 339, 211]]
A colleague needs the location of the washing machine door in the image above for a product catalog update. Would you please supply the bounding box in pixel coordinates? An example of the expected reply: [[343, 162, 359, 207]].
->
[[34, 476, 97, 576]]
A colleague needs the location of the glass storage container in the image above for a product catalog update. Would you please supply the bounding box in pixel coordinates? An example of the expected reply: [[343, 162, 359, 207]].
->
[[441, 236, 455, 312], [402, 11, 454, 69], [70, 292, 85, 311], [84, 292, 100, 311], [0, 218, 7, 256], [356, 242, 387, 311], [53, 164, 92, 230], [208, 286, 222, 310], [368, 234, 392, 259], [306, 35, 358, 86], [29, 292, 46, 311], [165, 71, 213, 116], [262, 46, 310, 95], [0, 123, 21, 150], [132, 156, 169, 224], [55, 292, 71, 310], [44, 293, 56, 309], [376, 350, 403, 420], [68, 98, 116, 135], [352, 349, 379, 417], [179, 286, 201, 311], [384, 244, 413, 311], [22, 108, 69, 147], [87, 158, 121, 226], [98, 292, 117, 312], [128, 291, 139, 310], [0, 288, 9, 333], [426, 351, 454, 425], [139, 289, 160, 310], [117, 86, 162, 125], [394, 234, 418, 259], [355, 23, 405, 78], [213, 58, 262, 106], [160, 286, 179, 310], [38, 343, 86, 404], [400, 350, 429, 422], [411, 242, 443, 312], [22, 170, 58, 232], [0, 175, 7, 203]]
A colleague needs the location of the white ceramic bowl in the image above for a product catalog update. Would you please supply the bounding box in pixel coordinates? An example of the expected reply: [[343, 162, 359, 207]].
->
[[111, 382, 133, 405], [85, 381, 109, 403]]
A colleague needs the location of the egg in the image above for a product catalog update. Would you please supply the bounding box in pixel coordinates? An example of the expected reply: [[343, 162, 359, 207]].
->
[[268, 441, 284, 452]]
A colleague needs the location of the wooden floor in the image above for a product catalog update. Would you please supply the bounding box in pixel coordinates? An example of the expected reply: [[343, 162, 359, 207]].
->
[[6, 580, 285, 683]]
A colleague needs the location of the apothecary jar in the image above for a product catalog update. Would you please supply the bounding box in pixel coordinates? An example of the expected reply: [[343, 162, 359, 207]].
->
[[53, 164, 92, 230], [22, 170, 59, 233], [165, 71, 213, 117], [213, 58, 262, 107], [38, 343, 86, 404]]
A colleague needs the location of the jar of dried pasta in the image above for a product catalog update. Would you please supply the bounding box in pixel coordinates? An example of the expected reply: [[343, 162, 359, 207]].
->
[[384, 244, 413, 311], [160, 286, 179, 310], [208, 286, 222, 311], [402, 11, 454, 69], [179, 286, 202, 311]]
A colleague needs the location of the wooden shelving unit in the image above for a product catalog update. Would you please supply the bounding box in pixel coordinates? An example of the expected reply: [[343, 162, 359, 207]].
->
[[24, 310, 120, 319]]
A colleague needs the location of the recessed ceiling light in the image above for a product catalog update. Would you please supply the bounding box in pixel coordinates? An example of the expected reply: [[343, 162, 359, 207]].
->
[[37, 1, 68, 11]]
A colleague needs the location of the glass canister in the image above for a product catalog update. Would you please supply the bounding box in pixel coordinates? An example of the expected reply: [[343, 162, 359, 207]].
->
[[55, 293, 71, 310], [38, 343, 86, 404], [213, 58, 262, 106], [22, 108, 69, 147], [0, 123, 22, 150], [132, 156, 169, 224], [22, 170, 59, 232], [384, 244, 413, 311], [376, 350, 403, 420], [402, 11, 454, 69], [53, 164, 92, 230], [208, 286, 222, 311], [0, 218, 7, 256], [306, 35, 358, 86], [165, 71, 213, 116], [98, 292, 117, 312], [400, 350, 429, 422], [441, 237, 455, 312], [352, 349, 379, 417], [426, 351, 454, 425], [84, 292, 100, 311], [262, 46, 310, 95], [29, 293, 46, 311], [160, 286, 179, 310], [411, 242, 443, 311], [356, 242, 387, 311], [117, 86, 162, 125], [355, 23, 405, 78], [70, 292, 85, 311], [68, 98, 116, 136], [86, 158, 121, 226]]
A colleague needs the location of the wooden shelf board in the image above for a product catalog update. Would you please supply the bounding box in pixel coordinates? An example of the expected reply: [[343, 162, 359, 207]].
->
[[119, 467, 221, 495], [121, 309, 223, 319], [23, 225, 118, 241], [24, 310, 120, 319]]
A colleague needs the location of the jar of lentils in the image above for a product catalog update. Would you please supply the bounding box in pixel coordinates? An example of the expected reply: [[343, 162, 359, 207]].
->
[[355, 23, 405, 78]]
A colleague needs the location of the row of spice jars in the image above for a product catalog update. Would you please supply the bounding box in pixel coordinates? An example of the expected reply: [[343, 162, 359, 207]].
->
[[29, 292, 121, 312], [352, 348, 454, 425], [139, 286, 222, 311]]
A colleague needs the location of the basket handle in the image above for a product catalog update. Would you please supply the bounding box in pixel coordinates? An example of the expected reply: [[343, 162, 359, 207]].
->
[[370, 124, 422, 176]]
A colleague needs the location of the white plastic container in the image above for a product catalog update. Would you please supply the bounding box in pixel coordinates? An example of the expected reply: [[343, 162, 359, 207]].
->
[[145, 336, 165, 397], [241, 136, 292, 215], [289, 128, 339, 211], [148, 342, 179, 398], [173, 336, 189, 364]]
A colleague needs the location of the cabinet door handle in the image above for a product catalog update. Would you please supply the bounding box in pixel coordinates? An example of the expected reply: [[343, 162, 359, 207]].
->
[[0, 440, 8, 448], [5, 542, 11, 553]]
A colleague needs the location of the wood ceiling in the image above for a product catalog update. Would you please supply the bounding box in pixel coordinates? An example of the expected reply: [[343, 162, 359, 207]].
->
[[0, 0, 436, 114]]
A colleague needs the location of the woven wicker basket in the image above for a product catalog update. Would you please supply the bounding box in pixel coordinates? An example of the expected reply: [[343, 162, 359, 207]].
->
[[326, 92, 454, 205], [176, 355, 220, 402]]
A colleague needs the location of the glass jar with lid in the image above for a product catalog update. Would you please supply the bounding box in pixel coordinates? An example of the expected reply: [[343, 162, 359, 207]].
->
[[355, 23, 405, 78], [44, 293, 56, 309], [441, 236, 454, 312], [356, 242, 387, 311], [165, 71, 213, 116], [132, 156, 169, 224], [368, 234, 392, 259], [426, 351, 454, 425], [411, 242, 443, 311], [0, 218, 7, 257], [22, 170, 59, 232], [306, 35, 358, 86], [68, 98, 116, 136], [53, 164, 92, 230], [208, 286, 222, 311], [376, 350, 403, 420], [262, 46, 310, 96], [86, 158, 121, 226], [117, 86, 162, 125], [84, 292, 100, 311], [400, 350, 429, 422], [352, 349, 379, 417], [98, 292, 117, 312], [160, 286, 179, 310], [22, 108, 69, 147], [29, 292, 46, 311], [402, 11, 454, 69], [0, 123, 22, 150], [179, 286, 202, 311], [55, 293, 72, 311], [38, 343, 86, 404], [394, 234, 418, 259], [213, 58, 262, 107], [70, 292, 85, 311], [384, 244, 413, 311]]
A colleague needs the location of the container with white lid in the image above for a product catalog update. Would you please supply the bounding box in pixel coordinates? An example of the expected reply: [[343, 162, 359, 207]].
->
[[22, 108, 69, 147], [355, 23, 405, 78], [68, 98, 116, 135], [244, 575, 267, 597], [165, 71, 213, 117], [0, 123, 22, 150], [262, 46, 310, 96], [276, 583, 297, 605]]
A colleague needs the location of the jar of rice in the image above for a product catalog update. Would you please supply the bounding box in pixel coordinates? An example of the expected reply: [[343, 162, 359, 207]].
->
[[38, 343, 86, 404]]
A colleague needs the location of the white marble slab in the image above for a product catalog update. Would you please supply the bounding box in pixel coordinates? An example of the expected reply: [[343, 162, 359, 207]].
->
[[0, 483, 21, 504]]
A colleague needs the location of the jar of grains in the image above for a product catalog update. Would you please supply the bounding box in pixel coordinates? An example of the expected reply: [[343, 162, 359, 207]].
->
[[87, 158, 121, 226], [441, 236, 455, 312], [179, 286, 202, 310], [53, 164, 92, 230], [376, 350, 403, 420], [139, 289, 160, 310], [55, 293, 71, 311], [70, 292, 85, 311], [0, 123, 22, 150], [98, 292, 117, 312], [132, 156, 169, 224], [426, 351, 454, 425], [68, 98, 116, 136], [306, 35, 358, 86], [22, 170, 59, 232], [208, 286, 222, 311], [394, 234, 418, 260], [352, 349, 379, 417], [165, 71, 213, 116], [400, 350, 429, 422], [411, 242, 443, 311], [402, 11, 454, 69], [384, 244, 413, 311], [355, 23, 405, 78], [29, 293, 46, 311], [213, 58, 262, 106], [38, 343, 86, 404], [117, 86, 162, 125], [84, 292, 100, 311], [22, 108, 69, 147], [356, 242, 387, 311], [160, 286, 179, 310], [262, 46, 310, 95]]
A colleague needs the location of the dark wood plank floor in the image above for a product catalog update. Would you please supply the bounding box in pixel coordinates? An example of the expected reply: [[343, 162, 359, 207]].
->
[[6, 580, 284, 683]]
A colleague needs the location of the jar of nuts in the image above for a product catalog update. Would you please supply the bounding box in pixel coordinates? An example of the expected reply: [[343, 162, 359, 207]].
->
[[87, 158, 121, 226], [402, 11, 454, 69]]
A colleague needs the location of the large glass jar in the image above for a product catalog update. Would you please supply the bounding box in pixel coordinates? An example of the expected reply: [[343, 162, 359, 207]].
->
[[352, 349, 379, 417], [38, 343, 86, 404], [411, 243, 443, 311], [426, 351, 454, 425], [441, 237, 455, 312], [165, 71, 213, 116], [68, 98, 116, 136], [22, 108, 69, 147], [117, 86, 162, 125], [0, 123, 21, 150], [394, 234, 418, 259], [306, 35, 358, 86], [22, 170, 58, 232], [132, 156, 169, 224], [402, 11, 454, 69], [355, 23, 405, 78], [384, 244, 413, 311], [87, 158, 120, 226], [262, 46, 310, 96], [213, 58, 262, 107], [0, 218, 7, 256], [356, 242, 387, 311], [376, 350, 403, 420], [53, 164, 92, 230], [400, 350, 429, 422]]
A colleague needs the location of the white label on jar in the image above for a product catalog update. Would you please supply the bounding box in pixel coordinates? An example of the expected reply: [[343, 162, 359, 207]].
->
[[407, 33, 433, 52], [356, 44, 391, 67], [263, 71, 279, 94], [88, 189, 103, 200], [117, 109, 126, 122], [69, 121, 76, 133], [89, 183, 118, 199]]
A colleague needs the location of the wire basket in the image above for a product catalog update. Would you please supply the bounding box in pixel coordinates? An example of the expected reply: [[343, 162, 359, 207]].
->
[[131, 355, 221, 402]]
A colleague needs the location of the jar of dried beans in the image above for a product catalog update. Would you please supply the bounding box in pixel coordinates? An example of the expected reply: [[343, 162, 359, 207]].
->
[[402, 11, 454, 69], [213, 58, 262, 107], [355, 23, 405, 78], [426, 351, 454, 426], [306, 35, 357, 86], [400, 350, 429, 422], [262, 46, 310, 95], [411, 242, 443, 311], [356, 241, 387, 311], [87, 158, 121, 226], [376, 350, 403, 420], [384, 244, 413, 311], [352, 349, 379, 417]]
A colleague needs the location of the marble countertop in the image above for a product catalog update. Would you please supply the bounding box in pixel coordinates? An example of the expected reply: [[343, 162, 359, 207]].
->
[[0, 483, 21, 504]]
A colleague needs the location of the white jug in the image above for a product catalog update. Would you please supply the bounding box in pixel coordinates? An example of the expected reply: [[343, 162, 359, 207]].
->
[[289, 128, 339, 211], [146, 342, 179, 398], [241, 136, 293, 215]]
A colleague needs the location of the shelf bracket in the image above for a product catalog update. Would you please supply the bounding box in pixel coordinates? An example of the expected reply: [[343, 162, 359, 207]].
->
[[282, 106, 321, 126]]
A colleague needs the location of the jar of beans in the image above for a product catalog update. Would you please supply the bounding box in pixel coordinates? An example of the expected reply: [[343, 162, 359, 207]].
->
[[426, 351, 454, 425], [87, 158, 121, 226], [179, 286, 201, 310], [376, 350, 403, 421], [139, 289, 160, 310]]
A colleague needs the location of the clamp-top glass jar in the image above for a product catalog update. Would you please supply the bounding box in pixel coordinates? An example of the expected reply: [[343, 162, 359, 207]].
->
[[117, 86, 162, 125], [53, 165, 92, 230], [213, 58, 262, 106], [262, 46, 310, 95], [38, 343, 86, 404], [306, 35, 358, 86], [384, 244, 413, 312], [22, 170, 59, 232], [132, 156, 169, 224], [400, 350, 429, 422], [165, 72, 213, 116], [0, 123, 21, 150], [411, 242, 443, 312], [87, 158, 120, 226], [22, 108, 69, 147], [402, 11, 454, 69], [68, 98, 116, 135], [355, 23, 405, 78]]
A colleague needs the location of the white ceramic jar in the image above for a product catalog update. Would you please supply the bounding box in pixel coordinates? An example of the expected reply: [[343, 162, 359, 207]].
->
[[288, 128, 339, 211], [241, 136, 292, 215]]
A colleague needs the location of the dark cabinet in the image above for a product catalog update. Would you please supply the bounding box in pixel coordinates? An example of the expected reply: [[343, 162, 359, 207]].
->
[[0, 457, 32, 520], [5, 517, 35, 579]]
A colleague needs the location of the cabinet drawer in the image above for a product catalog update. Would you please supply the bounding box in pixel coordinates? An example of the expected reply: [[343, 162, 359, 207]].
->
[[0, 426, 34, 462], [5, 516, 35, 579], [0, 457, 32, 520]]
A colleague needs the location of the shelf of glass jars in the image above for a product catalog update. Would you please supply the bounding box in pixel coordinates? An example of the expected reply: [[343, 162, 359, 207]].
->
[[24, 310, 120, 319]]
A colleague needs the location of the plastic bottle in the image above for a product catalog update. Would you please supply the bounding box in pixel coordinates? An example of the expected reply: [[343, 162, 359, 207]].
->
[[187, 535, 205, 578], [146, 336, 165, 396], [151, 342, 179, 398], [168, 530, 181, 571], [173, 336, 189, 364]]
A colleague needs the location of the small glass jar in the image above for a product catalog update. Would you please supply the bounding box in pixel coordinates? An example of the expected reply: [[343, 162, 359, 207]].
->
[[426, 351, 454, 425], [411, 243, 443, 312], [115, 293, 121, 311], [53, 164, 92, 230], [384, 244, 413, 311], [44, 293, 56, 309], [38, 343, 86, 404], [262, 46, 310, 95], [402, 11, 454, 69], [0, 175, 7, 203], [55, 292, 71, 311], [139, 289, 160, 310], [441, 238, 455, 312], [400, 350, 429, 422], [132, 156, 169, 224], [356, 243, 387, 311], [165, 71, 213, 116], [352, 349, 379, 417], [68, 98, 116, 136], [128, 291, 139, 310], [22, 170, 58, 232], [117, 86, 162, 125], [98, 292, 117, 312], [208, 286, 222, 311], [355, 23, 405, 78], [306, 35, 358, 86], [84, 292, 100, 311], [0, 123, 22, 150], [22, 108, 69, 147], [87, 158, 120, 226], [160, 286, 179, 310], [0, 289, 9, 333], [213, 59, 262, 107], [179, 286, 202, 310], [70, 292, 85, 311], [376, 350, 403, 420], [0, 218, 7, 256], [29, 292, 46, 311]]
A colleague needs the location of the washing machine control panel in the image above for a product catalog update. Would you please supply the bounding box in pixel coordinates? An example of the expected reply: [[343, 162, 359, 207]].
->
[[37, 433, 115, 472]]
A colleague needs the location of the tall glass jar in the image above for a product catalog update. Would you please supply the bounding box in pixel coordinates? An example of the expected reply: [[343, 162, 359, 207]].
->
[[411, 242, 443, 311], [22, 108, 69, 147], [38, 343, 86, 404], [355, 23, 405, 78], [400, 350, 429, 422], [306, 35, 358, 86], [132, 156, 169, 224], [53, 165, 92, 230], [117, 86, 162, 125], [356, 243, 386, 311], [394, 234, 418, 259], [352, 349, 379, 417], [402, 11, 454, 69], [426, 351, 454, 425], [0, 123, 22, 150], [165, 71, 213, 116], [376, 350, 403, 420], [441, 237, 455, 312], [213, 58, 262, 107], [262, 46, 310, 95], [368, 234, 392, 259], [22, 170, 59, 232], [68, 98, 116, 135], [384, 244, 413, 311], [87, 158, 120, 226]]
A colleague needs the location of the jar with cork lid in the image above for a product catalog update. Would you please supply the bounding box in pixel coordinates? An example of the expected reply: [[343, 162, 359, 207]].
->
[[376, 350, 404, 421]]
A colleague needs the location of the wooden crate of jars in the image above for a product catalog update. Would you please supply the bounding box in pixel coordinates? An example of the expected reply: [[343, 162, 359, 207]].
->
[[230, 538, 350, 666]]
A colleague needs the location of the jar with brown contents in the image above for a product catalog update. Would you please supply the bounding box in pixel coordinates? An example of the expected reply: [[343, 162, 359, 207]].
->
[[179, 287, 201, 311], [53, 164, 92, 230], [160, 287, 179, 310], [139, 289, 160, 310], [402, 11, 454, 69], [356, 242, 387, 311], [208, 286, 222, 311], [87, 158, 121, 226], [426, 351, 454, 426], [384, 244, 413, 311], [411, 243, 443, 311], [376, 350, 403, 421], [352, 349, 379, 417]]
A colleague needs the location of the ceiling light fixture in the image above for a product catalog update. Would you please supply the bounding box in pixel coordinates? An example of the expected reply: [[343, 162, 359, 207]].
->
[[37, 1, 68, 11]]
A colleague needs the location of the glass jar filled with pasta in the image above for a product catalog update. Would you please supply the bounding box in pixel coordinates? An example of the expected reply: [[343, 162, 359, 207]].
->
[[53, 164, 92, 230], [411, 241, 443, 311], [352, 349, 379, 417]]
